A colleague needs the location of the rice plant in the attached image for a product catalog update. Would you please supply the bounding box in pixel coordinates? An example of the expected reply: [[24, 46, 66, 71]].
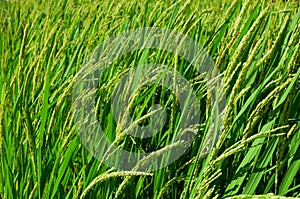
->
[[0, 0, 300, 198]]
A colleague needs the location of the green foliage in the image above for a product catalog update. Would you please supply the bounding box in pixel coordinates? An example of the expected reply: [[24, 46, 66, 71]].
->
[[0, 0, 299, 198]]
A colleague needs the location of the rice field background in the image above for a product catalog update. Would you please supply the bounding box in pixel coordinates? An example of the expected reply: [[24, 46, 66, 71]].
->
[[1, 0, 300, 198]]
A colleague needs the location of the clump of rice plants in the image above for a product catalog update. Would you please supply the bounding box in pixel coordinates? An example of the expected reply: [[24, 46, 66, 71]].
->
[[0, 0, 300, 198]]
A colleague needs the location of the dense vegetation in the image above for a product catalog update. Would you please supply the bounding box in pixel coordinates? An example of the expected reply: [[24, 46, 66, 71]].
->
[[0, 0, 300, 198]]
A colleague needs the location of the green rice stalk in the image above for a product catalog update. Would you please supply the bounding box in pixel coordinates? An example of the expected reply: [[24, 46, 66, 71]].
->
[[242, 78, 293, 139], [225, 5, 270, 84], [80, 169, 152, 199], [157, 177, 184, 199]]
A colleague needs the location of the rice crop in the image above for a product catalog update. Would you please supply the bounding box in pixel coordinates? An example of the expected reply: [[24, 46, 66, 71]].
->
[[0, 0, 300, 198]]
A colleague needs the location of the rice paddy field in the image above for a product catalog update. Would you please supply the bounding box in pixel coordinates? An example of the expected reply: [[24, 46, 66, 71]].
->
[[1, 0, 300, 198]]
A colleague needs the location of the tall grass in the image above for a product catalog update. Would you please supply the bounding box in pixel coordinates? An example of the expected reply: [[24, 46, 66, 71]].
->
[[0, 0, 300, 198]]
